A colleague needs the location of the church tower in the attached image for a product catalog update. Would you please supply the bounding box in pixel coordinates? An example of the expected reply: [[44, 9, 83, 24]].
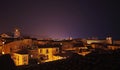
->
[[14, 28, 20, 38], [106, 36, 112, 44]]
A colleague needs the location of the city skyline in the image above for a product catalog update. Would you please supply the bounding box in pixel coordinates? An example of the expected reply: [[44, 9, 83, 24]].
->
[[0, 0, 120, 39]]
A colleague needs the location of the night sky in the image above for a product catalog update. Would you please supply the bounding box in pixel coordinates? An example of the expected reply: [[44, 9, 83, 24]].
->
[[0, 0, 120, 39]]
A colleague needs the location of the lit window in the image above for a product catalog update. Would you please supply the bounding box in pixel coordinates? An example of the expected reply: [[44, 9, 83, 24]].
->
[[23, 56, 27, 62], [40, 49, 42, 53], [18, 56, 19, 61], [46, 49, 49, 54]]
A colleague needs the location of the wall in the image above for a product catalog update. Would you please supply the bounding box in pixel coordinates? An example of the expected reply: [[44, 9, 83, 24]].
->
[[12, 53, 28, 66], [38, 47, 59, 62]]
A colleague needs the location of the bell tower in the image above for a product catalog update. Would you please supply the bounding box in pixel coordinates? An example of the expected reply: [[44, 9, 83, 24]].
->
[[106, 36, 112, 44], [14, 27, 20, 38]]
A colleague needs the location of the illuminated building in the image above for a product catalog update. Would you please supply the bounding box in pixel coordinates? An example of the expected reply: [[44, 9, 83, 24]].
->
[[12, 52, 28, 66], [38, 45, 62, 62], [86, 39, 106, 44], [1, 39, 33, 54], [0, 47, 2, 54], [86, 37, 112, 45], [107, 44, 120, 50], [0, 33, 11, 38], [106, 37, 112, 44], [28, 49, 38, 59], [0, 40, 3, 54]]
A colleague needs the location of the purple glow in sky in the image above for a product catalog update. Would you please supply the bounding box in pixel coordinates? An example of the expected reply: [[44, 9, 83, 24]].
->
[[0, 0, 120, 39]]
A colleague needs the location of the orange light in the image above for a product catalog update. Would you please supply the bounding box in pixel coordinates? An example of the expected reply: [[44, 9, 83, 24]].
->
[[2, 52, 5, 54]]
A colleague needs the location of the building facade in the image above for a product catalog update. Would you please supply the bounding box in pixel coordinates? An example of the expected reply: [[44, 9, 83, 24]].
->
[[12, 53, 28, 66], [38, 47, 60, 62]]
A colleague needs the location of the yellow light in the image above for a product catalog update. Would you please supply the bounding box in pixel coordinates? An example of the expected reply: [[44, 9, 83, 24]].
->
[[2, 52, 5, 54], [16, 29, 18, 32]]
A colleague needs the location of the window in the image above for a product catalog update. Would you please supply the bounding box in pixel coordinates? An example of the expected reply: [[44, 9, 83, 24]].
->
[[40, 49, 42, 53], [56, 48, 59, 52], [46, 49, 49, 54], [18, 56, 19, 64], [18, 56, 19, 61], [23, 56, 27, 62]]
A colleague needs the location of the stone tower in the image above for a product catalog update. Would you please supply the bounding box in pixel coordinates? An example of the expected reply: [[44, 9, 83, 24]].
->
[[14, 28, 20, 38], [106, 37, 112, 44]]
